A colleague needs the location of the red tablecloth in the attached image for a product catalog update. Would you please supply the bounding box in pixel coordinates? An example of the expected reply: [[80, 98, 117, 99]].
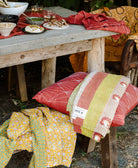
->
[[65, 10, 130, 39]]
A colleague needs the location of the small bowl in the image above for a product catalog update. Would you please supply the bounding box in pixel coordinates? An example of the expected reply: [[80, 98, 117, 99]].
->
[[0, 2, 29, 16], [0, 22, 16, 36], [0, 14, 19, 24], [26, 17, 44, 25]]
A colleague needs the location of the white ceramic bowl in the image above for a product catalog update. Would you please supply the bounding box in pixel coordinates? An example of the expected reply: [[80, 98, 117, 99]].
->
[[0, 22, 16, 36], [0, 2, 29, 16]]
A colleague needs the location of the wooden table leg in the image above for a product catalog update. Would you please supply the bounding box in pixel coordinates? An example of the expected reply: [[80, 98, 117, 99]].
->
[[41, 58, 56, 89], [87, 37, 105, 72], [16, 64, 28, 102], [101, 127, 118, 168]]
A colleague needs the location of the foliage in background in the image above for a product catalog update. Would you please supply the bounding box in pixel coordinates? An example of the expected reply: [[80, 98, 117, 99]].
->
[[56, 0, 83, 11], [23, 0, 113, 11], [20, 0, 83, 11], [18, 0, 138, 11], [90, 0, 113, 11]]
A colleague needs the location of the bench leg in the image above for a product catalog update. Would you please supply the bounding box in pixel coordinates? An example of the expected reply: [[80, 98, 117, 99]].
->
[[8, 67, 12, 92], [101, 127, 118, 168], [86, 138, 96, 153], [16, 64, 28, 102]]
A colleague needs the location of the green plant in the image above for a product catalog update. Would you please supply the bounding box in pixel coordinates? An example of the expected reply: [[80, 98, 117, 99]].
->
[[90, 0, 113, 11], [92, 152, 96, 159], [12, 99, 27, 110], [116, 131, 128, 138], [81, 151, 86, 156]]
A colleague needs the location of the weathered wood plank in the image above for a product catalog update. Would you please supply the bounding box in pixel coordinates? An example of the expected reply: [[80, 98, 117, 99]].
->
[[101, 133, 110, 168], [109, 127, 118, 168], [86, 139, 96, 153], [87, 37, 105, 72], [41, 58, 56, 89], [0, 40, 92, 69], [101, 127, 118, 168]]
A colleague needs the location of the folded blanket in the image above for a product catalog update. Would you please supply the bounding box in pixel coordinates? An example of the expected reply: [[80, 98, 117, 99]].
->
[[66, 10, 130, 39], [67, 72, 130, 142], [0, 107, 76, 168]]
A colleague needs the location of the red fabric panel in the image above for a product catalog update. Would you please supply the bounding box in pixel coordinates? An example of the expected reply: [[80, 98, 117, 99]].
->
[[33, 72, 88, 115], [77, 72, 107, 109], [111, 84, 138, 126]]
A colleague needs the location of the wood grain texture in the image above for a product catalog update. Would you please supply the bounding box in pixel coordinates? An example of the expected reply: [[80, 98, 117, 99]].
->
[[86, 139, 96, 153], [0, 40, 92, 69], [41, 58, 56, 89], [101, 127, 118, 168], [87, 37, 105, 72]]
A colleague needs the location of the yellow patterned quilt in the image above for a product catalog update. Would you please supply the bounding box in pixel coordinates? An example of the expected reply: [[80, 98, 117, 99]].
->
[[0, 107, 76, 168]]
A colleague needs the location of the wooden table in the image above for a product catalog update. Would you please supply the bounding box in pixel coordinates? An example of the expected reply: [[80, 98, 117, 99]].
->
[[0, 6, 117, 101], [0, 7, 118, 168]]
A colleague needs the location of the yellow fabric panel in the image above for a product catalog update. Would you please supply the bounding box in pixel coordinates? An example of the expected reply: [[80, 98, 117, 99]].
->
[[82, 74, 122, 132], [14, 131, 33, 152], [105, 6, 138, 62], [7, 112, 31, 140], [0, 120, 16, 167], [81, 127, 93, 138]]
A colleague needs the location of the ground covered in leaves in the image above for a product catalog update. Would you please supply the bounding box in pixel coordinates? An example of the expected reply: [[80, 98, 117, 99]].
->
[[0, 57, 137, 168]]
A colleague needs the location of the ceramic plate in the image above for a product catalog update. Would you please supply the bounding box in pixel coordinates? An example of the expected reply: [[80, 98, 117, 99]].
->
[[22, 25, 45, 34], [43, 22, 69, 30]]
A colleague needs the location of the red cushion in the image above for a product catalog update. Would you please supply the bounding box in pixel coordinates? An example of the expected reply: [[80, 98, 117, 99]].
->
[[112, 84, 138, 126], [33, 72, 87, 115], [33, 72, 138, 126]]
